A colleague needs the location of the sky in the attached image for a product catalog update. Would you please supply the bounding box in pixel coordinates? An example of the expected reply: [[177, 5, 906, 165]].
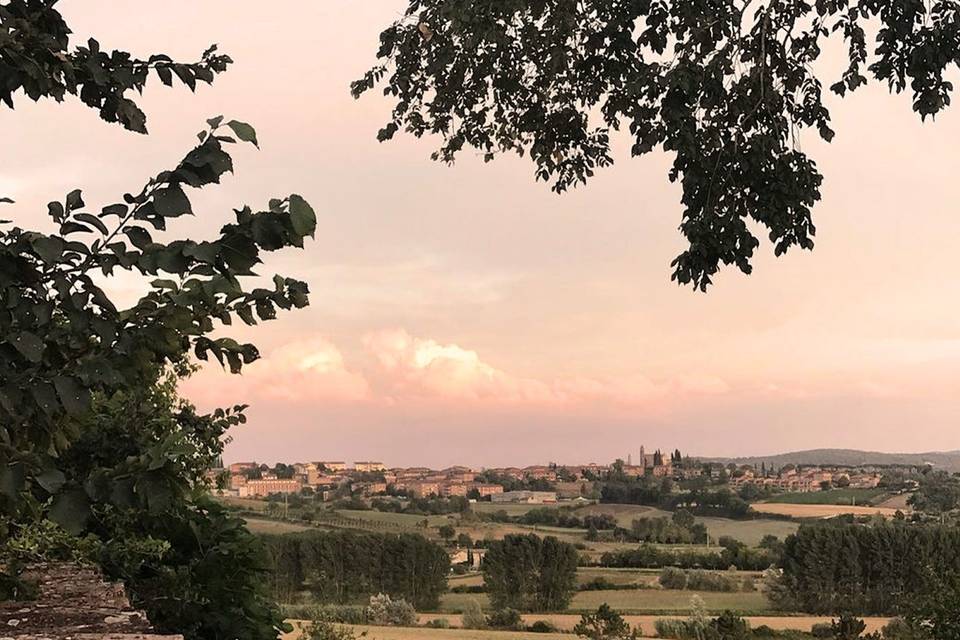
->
[[3, 2, 959, 467]]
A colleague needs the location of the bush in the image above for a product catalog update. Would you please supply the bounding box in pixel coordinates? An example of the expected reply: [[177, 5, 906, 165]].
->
[[286, 605, 369, 626], [712, 610, 750, 639], [423, 619, 450, 629], [299, 620, 359, 640], [366, 593, 416, 626], [655, 618, 691, 639], [529, 620, 558, 633], [461, 600, 487, 629], [811, 623, 834, 638], [880, 618, 924, 640], [831, 614, 867, 640], [487, 608, 522, 630], [660, 568, 688, 590], [659, 568, 740, 592], [451, 584, 486, 593]]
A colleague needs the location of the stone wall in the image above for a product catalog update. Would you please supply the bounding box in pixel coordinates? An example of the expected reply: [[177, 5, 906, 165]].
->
[[0, 562, 181, 640]]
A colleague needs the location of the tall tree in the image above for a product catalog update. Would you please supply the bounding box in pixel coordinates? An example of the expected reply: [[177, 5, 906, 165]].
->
[[0, 3, 316, 639], [355, 0, 960, 289], [483, 534, 578, 612]]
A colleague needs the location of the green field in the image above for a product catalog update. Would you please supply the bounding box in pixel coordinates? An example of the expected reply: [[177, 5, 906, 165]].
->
[[761, 488, 888, 506], [242, 517, 314, 534], [334, 508, 453, 528], [471, 503, 552, 516], [440, 588, 771, 614]]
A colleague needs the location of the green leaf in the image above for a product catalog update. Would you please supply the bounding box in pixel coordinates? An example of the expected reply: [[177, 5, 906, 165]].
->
[[227, 120, 258, 147], [73, 212, 109, 234], [12, 331, 44, 362], [48, 488, 91, 535], [65, 189, 84, 212], [53, 375, 91, 416], [101, 203, 129, 218], [288, 194, 317, 239], [47, 201, 65, 223], [124, 226, 152, 249], [153, 185, 192, 217], [31, 236, 64, 263], [36, 468, 66, 494], [0, 462, 25, 500]]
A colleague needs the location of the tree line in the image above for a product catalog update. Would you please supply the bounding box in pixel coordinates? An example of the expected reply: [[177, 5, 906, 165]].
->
[[601, 483, 756, 520], [600, 540, 775, 572], [773, 521, 960, 615], [261, 530, 449, 609]]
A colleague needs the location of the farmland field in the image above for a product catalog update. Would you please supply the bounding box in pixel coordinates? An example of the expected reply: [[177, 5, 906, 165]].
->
[[218, 496, 270, 511], [241, 516, 314, 534], [760, 488, 889, 506], [283, 622, 564, 640], [471, 503, 553, 516], [440, 588, 772, 614], [283, 615, 893, 638], [751, 503, 901, 519], [334, 508, 453, 528], [415, 614, 892, 635]]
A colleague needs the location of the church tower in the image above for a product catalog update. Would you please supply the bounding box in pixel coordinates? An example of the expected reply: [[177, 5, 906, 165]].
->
[[640, 445, 647, 469]]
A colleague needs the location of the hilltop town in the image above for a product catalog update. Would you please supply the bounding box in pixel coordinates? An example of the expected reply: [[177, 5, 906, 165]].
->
[[215, 445, 888, 505]]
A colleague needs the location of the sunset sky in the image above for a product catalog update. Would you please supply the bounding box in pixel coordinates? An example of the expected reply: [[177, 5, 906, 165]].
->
[[4, 2, 959, 467]]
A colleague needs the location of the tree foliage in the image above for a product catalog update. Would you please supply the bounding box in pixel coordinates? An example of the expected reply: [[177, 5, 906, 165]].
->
[[261, 529, 450, 609], [482, 533, 578, 612], [1, 3, 317, 638], [355, 0, 960, 288], [0, 0, 231, 132], [574, 604, 641, 640], [774, 521, 960, 615]]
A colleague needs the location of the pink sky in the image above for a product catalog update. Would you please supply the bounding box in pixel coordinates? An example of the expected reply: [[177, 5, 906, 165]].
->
[[3, 2, 959, 466]]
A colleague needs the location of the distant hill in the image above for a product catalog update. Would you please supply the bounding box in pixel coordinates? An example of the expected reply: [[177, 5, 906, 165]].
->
[[704, 448, 960, 471]]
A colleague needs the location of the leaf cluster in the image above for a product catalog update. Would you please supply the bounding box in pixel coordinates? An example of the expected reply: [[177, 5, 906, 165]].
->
[[355, 0, 960, 288]]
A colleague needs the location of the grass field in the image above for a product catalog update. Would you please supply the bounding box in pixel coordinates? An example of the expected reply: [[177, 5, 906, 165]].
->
[[751, 503, 901, 519], [761, 488, 889, 506], [334, 508, 453, 528], [440, 588, 771, 614], [471, 503, 550, 516], [241, 517, 314, 534], [218, 496, 270, 511]]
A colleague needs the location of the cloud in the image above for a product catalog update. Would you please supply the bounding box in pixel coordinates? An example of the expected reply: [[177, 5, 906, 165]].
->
[[183, 337, 370, 407], [184, 329, 734, 413], [362, 329, 730, 407]]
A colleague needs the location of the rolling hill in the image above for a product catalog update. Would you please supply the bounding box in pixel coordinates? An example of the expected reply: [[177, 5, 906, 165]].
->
[[704, 448, 960, 471]]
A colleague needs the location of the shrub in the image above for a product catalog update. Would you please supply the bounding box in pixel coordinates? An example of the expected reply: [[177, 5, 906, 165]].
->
[[811, 623, 834, 638], [832, 614, 867, 640], [660, 567, 689, 590], [712, 610, 750, 639], [573, 604, 641, 639], [299, 620, 360, 640], [487, 608, 522, 630], [423, 619, 450, 629], [461, 600, 487, 629], [529, 620, 558, 633], [366, 593, 416, 626], [655, 618, 691, 639], [880, 618, 924, 640]]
